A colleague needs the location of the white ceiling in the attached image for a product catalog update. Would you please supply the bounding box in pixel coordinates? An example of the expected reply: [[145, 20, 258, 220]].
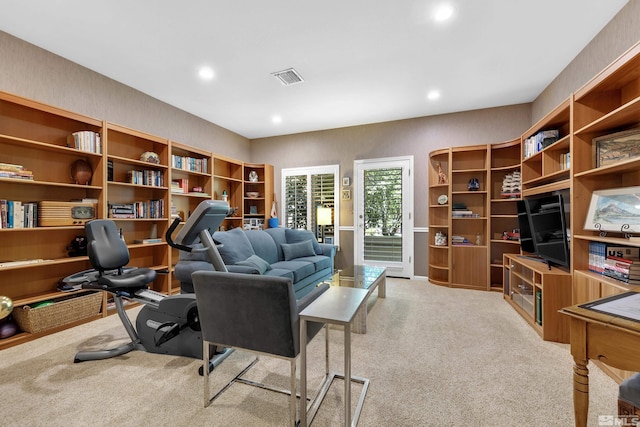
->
[[0, 1, 629, 139]]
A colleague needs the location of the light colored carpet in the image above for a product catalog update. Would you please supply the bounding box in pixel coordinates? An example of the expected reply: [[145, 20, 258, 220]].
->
[[0, 279, 618, 426]]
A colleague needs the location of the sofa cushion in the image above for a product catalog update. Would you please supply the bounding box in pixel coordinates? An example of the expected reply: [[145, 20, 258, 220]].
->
[[270, 260, 316, 282], [212, 227, 255, 265], [264, 228, 287, 261], [285, 228, 323, 255], [244, 230, 279, 264], [236, 254, 272, 275], [295, 255, 332, 272], [281, 240, 316, 261]]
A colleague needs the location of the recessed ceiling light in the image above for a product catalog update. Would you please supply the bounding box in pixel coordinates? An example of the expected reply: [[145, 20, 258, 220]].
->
[[272, 116, 282, 124], [427, 90, 441, 100], [434, 4, 454, 22], [198, 66, 215, 81]]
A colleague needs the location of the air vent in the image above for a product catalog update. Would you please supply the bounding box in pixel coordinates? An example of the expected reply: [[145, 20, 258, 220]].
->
[[271, 68, 304, 86]]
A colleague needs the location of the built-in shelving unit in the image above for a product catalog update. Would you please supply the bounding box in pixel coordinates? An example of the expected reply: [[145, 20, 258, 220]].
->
[[242, 163, 274, 230], [521, 98, 572, 198], [168, 141, 213, 292], [104, 122, 171, 296], [503, 253, 571, 343], [0, 91, 104, 349], [428, 145, 490, 290], [450, 144, 489, 290], [570, 40, 640, 383], [0, 90, 274, 350], [428, 149, 451, 286], [489, 139, 522, 291], [213, 155, 244, 230]]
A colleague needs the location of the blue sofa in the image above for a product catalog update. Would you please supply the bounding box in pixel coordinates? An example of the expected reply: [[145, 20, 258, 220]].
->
[[174, 227, 335, 299]]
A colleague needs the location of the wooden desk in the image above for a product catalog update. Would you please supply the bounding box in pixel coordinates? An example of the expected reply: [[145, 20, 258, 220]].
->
[[561, 302, 640, 427]]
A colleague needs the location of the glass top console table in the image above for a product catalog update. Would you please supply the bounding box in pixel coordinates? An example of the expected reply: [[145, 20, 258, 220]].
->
[[329, 265, 386, 334]]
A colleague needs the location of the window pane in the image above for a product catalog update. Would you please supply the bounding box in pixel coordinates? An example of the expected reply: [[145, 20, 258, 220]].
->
[[363, 167, 402, 262], [311, 173, 335, 238], [284, 175, 307, 229]]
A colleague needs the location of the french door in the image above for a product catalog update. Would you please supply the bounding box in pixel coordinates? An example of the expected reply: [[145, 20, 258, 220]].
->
[[354, 156, 413, 278]]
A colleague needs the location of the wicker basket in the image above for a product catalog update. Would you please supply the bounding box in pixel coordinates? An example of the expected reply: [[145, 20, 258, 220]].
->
[[13, 292, 103, 334]]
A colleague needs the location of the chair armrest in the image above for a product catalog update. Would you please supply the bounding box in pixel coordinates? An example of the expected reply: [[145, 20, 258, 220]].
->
[[226, 265, 260, 274]]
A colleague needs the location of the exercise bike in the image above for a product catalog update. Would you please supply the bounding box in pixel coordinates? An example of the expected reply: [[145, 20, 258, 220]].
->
[[64, 200, 232, 369]]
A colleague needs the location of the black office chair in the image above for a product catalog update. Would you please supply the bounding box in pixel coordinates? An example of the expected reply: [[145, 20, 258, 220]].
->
[[74, 219, 157, 362], [192, 271, 329, 427]]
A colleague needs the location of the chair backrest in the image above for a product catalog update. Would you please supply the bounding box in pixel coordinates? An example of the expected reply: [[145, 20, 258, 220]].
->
[[85, 220, 130, 272], [192, 271, 299, 358]]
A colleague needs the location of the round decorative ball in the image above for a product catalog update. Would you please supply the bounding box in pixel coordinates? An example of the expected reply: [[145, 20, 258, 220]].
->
[[140, 151, 160, 164], [0, 318, 18, 339], [70, 159, 93, 185], [0, 296, 13, 320]]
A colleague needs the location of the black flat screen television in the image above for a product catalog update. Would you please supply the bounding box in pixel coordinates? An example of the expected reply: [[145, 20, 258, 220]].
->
[[516, 200, 536, 253], [517, 193, 570, 268]]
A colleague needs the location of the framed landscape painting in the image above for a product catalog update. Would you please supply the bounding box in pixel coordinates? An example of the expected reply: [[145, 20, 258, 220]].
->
[[594, 128, 640, 168], [584, 186, 640, 233]]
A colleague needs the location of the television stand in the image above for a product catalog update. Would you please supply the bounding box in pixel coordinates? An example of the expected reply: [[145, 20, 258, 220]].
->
[[503, 254, 571, 342], [517, 255, 551, 270]]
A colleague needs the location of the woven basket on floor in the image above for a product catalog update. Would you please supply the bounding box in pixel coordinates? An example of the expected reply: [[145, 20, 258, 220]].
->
[[13, 291, 103, 334]]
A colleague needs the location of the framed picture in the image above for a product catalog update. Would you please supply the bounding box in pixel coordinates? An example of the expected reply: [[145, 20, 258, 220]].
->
[[594, 128, 640, 168], [584, 186, 640, 233], [342, 189, 351, 200], [342, 176, 350, 186]]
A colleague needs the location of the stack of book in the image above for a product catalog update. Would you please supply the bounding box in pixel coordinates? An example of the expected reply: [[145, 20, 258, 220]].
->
[[451, 235, 472, 246], [589, 242, 640, 284], [0, 162, 34, 180], [0, 200, 38, 228], [171, 178, 188, 194], [171, 155, 208, 173], [523, 129, 559, 159], [67, 131, 101, 154], [108, 203, 136, 219], [604, 255, 640, 285], [589, 242, 639, 275], [451, 203, 479, 218], [127, 169, 164, 187]]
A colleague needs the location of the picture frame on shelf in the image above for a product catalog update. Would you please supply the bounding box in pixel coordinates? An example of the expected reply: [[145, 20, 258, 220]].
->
[[594, 128, 640, 168], [584, 186, 640, 233]]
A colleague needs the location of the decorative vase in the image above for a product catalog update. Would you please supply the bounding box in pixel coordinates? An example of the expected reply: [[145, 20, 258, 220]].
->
[[70, 159, 93, 185]]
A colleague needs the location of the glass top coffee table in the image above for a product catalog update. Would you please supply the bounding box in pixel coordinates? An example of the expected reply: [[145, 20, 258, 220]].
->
[[327, 265, 386, 333]]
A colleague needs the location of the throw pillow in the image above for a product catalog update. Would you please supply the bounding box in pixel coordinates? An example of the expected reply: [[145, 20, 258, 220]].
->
[[284, 228, 323, 255], [236, 254, 272, 275], [211, 227, 255, 265], [281, 240, 316, 261]]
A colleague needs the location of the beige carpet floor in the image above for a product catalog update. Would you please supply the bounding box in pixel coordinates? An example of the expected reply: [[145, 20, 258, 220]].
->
[[0, 278, 619, 426]]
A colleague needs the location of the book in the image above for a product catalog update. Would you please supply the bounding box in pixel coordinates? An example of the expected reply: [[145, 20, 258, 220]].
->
[[0, 259, 46, 268], [606, 246, 640, 259], [134, 238, 163, 244]]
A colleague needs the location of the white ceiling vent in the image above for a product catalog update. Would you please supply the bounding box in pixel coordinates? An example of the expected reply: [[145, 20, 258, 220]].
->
[[271, 68, 304, 86]]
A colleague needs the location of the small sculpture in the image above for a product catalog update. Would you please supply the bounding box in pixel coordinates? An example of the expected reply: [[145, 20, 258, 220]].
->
[[468, 178, 480, 191], [437, 162, 447, 184], [67, 235, 88, 257], [248, 170, 259, 182], [70, 159, 93, 185], [140, 151, 160, 164], [0, 296, 13, 320]]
